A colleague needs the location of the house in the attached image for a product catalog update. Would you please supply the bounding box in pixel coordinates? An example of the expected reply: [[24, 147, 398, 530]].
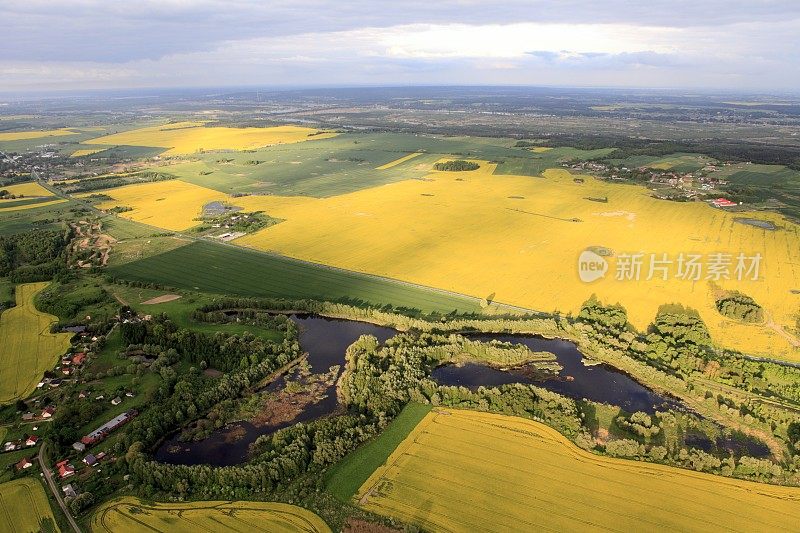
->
[[61, 367, 72, 376], [72, 353, 86, 365], [49, 379, 62, 388], [4, 442, 17, 452], [61, 358, 71, 366], [110, 397, 122, 406], [95, 452, 106, 461], [125, 392, 134, 398], [62, 484, 77, 498], [25, 435, 40, 447], [83, 454, 97, 466], [78, 391, 88, 399], [22, 412, 34, 421], [41, 406, 55, 418], [72, 442, 86, 452], [15, 458, 33, 471], [711, 197, 738, 208], [56, 460, 75, 479]]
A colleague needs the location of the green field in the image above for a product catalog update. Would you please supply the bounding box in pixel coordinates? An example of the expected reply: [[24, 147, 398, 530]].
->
[[325, 402, 431, 501], [0, 478, 60, 532], [158, 132, 550, 197], [106, 284, 285, 340], [0, 282, 73, 404], [606, 152, 716, 172], [108, 240, 483, 314], [495, 146, 616, 176], [0, 199, 79, 236]]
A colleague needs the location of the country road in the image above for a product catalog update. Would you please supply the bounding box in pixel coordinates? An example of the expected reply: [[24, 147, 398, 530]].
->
[[38, 442, 82, 533]]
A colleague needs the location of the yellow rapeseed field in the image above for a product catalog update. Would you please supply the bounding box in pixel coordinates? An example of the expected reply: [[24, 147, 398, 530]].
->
[[71, 147, 107, 158], [0, 181, 54, 198], [234, 163, 800, 359], [90, 498, 331, 533], [82, 121, 337, 155], [376, 152, 423, 169], [0, 282, 72, 404], [84, 180, 225, 231], [0, 128, 77, 141], [357, 409, 800, 532], [0, 478, 60, 532]]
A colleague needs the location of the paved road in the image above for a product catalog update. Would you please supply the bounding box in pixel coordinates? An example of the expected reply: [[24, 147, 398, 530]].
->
[[38, 442, 82, 533]]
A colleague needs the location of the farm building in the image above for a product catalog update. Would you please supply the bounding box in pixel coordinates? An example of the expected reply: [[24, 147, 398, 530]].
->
[[81, 410, 138, 445], [711, 198, 738, 208]]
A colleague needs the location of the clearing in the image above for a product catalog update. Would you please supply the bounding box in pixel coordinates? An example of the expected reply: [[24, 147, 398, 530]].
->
[[357, 409, 800, 533]]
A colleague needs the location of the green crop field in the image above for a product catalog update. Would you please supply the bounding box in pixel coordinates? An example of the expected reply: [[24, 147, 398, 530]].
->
[[0, 478, 60, 532], [325, 402, 431, 501], [108, 240, 483, 314], [495, 146, 616, 176], [0, 199, 78, 236], [159, 132, 544, 197], [0, 282, 73, 404], [606, 152, 716, 172]]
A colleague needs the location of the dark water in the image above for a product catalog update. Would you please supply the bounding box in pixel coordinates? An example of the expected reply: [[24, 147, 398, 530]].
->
[[733, 217, 777, 230], [433, 334, 677, 414], [153, 315, 395, 466], [155, 317, 769, 465], [684, 432, 770, 458]]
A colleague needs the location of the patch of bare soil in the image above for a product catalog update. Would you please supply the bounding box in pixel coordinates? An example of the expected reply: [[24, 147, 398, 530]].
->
[[141, 294, 181, 305], [203, 368, 223, 378], [344, 518, 403, 533]]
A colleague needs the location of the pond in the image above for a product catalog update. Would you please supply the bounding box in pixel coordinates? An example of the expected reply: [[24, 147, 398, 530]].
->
[[733, 217, 778, 230], [155, 316, 768, 465], [153, 315, 395, 466], [432, 334, 678, 414]]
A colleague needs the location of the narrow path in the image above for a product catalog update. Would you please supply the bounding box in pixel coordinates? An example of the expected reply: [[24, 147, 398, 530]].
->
[[38, 442, 82, 533]]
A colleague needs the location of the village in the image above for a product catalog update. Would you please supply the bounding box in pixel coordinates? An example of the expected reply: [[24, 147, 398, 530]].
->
[[566, 159, 744, 209], [1, 307, 152, 510]]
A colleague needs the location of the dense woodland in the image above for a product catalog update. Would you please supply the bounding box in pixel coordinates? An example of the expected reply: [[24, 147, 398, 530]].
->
[[0, 228, 69, 284]]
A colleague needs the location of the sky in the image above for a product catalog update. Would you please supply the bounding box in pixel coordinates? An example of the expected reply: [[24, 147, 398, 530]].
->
[[2, 0, 800, 92]]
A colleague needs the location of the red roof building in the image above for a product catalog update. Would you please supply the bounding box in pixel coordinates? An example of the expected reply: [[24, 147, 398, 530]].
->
[[72, 353, 87, 365], [56, 460, 75, 478], [711, 198, 737, 208], [16, 458, 33, 471], [25, 435, 39, 447]]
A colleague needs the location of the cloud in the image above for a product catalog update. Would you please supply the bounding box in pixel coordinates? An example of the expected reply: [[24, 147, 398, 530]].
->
[[1, 6, 800, 91]]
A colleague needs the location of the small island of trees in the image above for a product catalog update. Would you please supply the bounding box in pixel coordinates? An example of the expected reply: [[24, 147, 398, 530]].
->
[[434, 160, 480, 171]]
